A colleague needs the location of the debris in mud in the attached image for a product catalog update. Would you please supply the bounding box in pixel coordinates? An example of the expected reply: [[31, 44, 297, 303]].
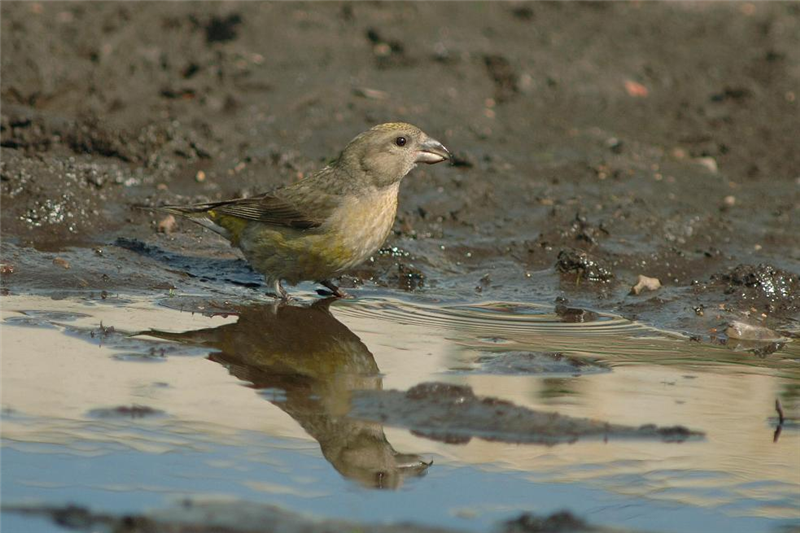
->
[[605, 137, 624, 154], [353, 87, 389, 100], [623, 79, 648, 98], [351, 382, 702, 445], [475, 273, 491, 293], [555, 249, 613, 282], [484, 54, 519, 103], [52, 257, 70, 269], [157, 214, 177, 234], [725, 320, 784, 343], [721, 195, 736, 209], [0, 263, 14, 275], [204, 13, 242, 43], [509, 6, 536, 21], [388, 262, 425, 291], [714, 263, 800, 312], [449, 150, 476, 169], [554, 299, 599, 323], [87, 404, 166, 419], [366, 28, 411, 69], [501, 511, 612, 533], [4, 501, 633, 533], [727, 340, 786, 357], [630, 275, 661, 295], [695, 157, 719, 174], [462, 351, 609, 376], [563, 213, 609, 245]]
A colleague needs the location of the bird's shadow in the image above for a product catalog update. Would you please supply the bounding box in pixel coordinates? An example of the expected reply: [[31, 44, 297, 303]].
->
[[115, 237, 264, 290]]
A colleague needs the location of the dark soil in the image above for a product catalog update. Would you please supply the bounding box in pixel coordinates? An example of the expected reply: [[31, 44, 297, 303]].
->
[[2, 2, 799, 337]]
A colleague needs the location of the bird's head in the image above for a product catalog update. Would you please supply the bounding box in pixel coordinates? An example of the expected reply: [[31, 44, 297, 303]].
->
[[338, 122, 451, 188]]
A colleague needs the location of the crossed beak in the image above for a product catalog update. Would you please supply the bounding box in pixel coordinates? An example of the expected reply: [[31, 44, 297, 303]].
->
[[416, 137, 451, 164]]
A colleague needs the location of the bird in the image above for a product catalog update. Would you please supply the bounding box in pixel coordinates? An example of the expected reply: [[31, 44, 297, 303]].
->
[[150, 122, 451, 299]]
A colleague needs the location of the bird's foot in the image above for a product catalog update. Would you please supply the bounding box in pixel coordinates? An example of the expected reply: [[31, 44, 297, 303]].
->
[[319, 280, 353, 299], [267, 280, 293, 301]]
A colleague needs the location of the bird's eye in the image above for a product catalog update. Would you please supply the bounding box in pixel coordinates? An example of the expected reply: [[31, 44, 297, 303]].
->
[[395, 136, 407, 147]]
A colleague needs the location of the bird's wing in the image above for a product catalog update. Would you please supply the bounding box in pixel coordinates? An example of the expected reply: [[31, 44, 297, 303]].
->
[[154, 165, 343, 231], [208, 193, 323, 229]]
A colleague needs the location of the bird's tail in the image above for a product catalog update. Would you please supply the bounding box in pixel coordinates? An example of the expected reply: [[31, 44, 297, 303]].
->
[[135, 202, 217, 217], [134, 202, 232, 240]]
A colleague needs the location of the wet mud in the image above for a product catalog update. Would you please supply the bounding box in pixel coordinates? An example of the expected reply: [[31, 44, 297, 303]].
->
[[5, 502, 627, 533], [2, 1, 799, 337]]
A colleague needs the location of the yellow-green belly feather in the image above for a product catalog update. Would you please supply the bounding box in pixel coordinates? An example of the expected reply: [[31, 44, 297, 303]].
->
[[231, 183, 399, 285]]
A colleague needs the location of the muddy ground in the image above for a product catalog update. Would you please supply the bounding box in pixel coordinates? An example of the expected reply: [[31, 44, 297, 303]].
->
[[2, 0, 799, 350], [6, 501, 628, 533]]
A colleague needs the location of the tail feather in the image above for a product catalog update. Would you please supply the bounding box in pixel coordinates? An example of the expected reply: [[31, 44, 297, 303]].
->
[[143, 203, 216, 217], [135, 203, 232, 240]]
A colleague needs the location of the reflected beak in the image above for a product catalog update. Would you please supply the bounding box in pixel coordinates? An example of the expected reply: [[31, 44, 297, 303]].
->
[[416, 137, 451, 164]]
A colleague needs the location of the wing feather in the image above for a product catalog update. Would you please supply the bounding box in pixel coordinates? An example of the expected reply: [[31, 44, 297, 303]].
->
[[210, 194, 322, 229]]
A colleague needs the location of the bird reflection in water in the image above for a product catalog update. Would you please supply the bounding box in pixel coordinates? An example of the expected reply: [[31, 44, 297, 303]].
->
[[147, 298, 430, 489]]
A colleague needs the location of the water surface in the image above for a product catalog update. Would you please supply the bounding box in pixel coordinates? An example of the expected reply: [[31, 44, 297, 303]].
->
[[2, 293, 798, 532]]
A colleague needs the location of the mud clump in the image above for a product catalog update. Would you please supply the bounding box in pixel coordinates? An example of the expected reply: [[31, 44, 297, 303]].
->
[[366, 28, 412, 69], [466, 351, 608, 376], [554, 299, 600, 323], [713, 263, 799, 313], [351, 382, 702, 445], [555, 249, 613, 283], [204, 13, 242, 44], [5, 502, 633, 533], [484, 55, 519, 103], [502, 511, 604, 533], [1, 105, 138, 162], [387, 261, 426, 291]]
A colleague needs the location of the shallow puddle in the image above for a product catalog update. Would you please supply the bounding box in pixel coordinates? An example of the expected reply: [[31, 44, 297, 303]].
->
[[2, 293, 799, 532]]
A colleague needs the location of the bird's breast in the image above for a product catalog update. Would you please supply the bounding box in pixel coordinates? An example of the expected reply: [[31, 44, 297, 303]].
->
[[326, 183, 400, 267]]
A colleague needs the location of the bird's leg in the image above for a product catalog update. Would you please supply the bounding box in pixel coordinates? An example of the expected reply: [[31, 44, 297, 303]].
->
[[268, 279, 290, 301], [320, 280, 351, 299]]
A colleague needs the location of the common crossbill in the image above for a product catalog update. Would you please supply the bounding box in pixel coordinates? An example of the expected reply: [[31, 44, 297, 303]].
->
[[156, 123, 450, 299]]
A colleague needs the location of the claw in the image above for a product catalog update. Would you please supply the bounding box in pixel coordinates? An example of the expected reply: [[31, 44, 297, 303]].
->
[[320, 280, 352, 299], [268, 279, 291, 301]]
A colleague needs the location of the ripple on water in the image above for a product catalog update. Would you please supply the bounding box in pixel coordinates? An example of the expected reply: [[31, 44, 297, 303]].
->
[[334, 299, 799, 370]]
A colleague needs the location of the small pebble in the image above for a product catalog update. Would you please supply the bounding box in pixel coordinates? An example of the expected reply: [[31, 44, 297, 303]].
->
[[158, 215, 177, 234], [726, 321, 783, 342], [353, 87, 389, 100], [53, 257, 70, 270], [696, 157, 718, 174], [630, 275, 661, 295]]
